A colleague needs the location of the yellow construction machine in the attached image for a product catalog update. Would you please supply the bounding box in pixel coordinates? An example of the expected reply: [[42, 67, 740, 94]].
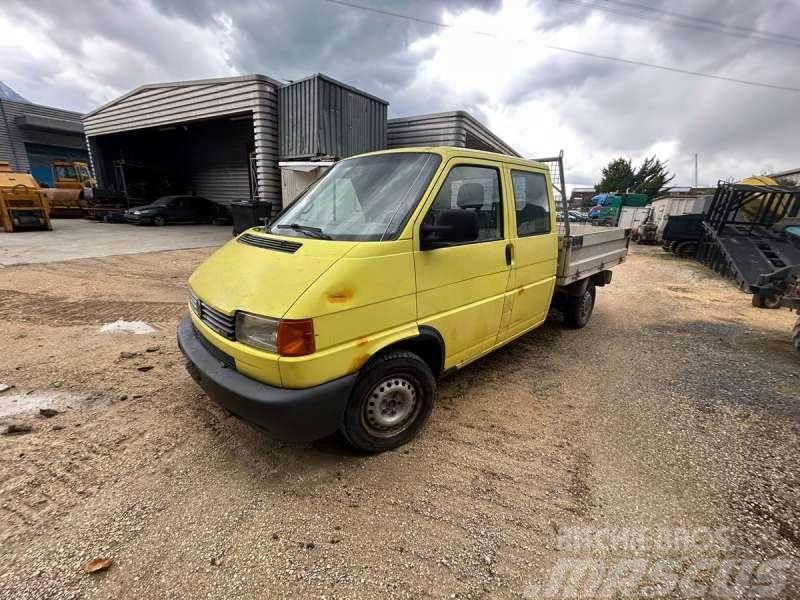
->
[[0, 161, 53, 232], [40, 160, 94, 217]]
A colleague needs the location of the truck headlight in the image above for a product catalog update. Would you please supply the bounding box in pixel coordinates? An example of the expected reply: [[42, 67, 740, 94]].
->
[[236, 312, 279, 352], [235, 312, 315, 356]]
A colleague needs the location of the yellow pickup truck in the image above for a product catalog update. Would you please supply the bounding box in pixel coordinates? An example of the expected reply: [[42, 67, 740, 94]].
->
[[178, 147, 629, 452]]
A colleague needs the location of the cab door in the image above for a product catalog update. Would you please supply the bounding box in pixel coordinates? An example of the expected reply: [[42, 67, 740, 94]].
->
[[497, 165, 558, 342], [413, 159, 512, 368]]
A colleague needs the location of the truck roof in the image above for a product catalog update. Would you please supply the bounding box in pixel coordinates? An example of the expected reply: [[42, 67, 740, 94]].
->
[[353, 146, 547, 171]]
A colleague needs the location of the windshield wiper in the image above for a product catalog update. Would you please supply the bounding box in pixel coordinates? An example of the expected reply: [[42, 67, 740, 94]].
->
[[275, 223, 331, 240]]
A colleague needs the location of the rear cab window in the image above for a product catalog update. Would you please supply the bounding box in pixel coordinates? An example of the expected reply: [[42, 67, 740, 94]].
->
[[509, 169, 551, 236]]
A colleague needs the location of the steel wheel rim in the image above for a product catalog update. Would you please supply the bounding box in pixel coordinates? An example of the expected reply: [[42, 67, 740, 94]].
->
[[579, 290, 594, 322], [362, 375, 420, 438]]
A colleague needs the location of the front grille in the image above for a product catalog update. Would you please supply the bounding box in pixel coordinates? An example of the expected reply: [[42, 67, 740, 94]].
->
[[193, 325, 236, 369], [190, 292, 235, 340], [238, 233, 302, 253]]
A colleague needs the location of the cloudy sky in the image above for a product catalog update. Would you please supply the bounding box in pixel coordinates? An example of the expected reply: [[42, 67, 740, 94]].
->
[[1, 0, 798, 188]]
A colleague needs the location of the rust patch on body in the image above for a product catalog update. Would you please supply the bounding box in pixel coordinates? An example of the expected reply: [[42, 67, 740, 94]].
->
[[517, 286, 525, 295], [327, 290, 353, 304], [356, 337, 369, 347], [349, 353, 369, 373]]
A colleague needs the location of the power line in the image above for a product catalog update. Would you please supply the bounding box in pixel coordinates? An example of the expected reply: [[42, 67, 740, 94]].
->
[[544, 44, 800, 92], [322, 0, 800, 93], [556, 0, 800, 48], [325, 0, 494, 36], [598, 0, 800, 44]]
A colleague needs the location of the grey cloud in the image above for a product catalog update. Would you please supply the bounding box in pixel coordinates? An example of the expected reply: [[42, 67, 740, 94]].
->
[[502, 53, 625, 103], [150, 0, 500, 98], [503, 0, 800, 184]]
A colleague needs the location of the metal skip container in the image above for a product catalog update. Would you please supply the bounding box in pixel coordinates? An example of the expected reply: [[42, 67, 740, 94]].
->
[[278, 74, 388, 161]]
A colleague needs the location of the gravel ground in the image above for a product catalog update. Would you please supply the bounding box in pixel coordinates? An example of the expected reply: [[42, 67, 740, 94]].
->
[[0, 245, 797, 599]]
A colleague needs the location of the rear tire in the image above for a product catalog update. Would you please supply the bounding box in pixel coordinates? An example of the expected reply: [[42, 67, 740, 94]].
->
[[674, 241, 698, 258], [563, 284, 596, 329], [341, 351, 436, 453], [792, 315, 800, 351]]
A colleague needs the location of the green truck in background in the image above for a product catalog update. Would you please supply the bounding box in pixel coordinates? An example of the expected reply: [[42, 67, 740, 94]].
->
[[588, 193, 649, 227]]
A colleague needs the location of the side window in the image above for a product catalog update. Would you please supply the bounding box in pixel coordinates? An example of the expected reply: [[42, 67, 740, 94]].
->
[[511, 170, 550, 236], [428, 165, 503, 242]]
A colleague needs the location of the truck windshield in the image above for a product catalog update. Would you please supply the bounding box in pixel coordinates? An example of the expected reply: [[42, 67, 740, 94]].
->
[[54, 165, 77, 180], [270, 152, 441, 241]]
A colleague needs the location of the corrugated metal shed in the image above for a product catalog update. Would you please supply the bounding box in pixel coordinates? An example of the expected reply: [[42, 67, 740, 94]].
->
[[83, 75, 282, 207], [0, 98, 87, 174], [279, 74, 388, 160], [387, 111, 519, 157]]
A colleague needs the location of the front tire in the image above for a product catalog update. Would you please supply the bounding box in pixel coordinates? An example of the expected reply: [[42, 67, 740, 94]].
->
[[153, 215, 166, 226], [563, 284, 596, 329], [341, 351, 436, 453], [751, 291, 781, 309]]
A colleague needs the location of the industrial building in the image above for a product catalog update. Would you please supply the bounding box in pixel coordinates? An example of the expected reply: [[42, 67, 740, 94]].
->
[[0, 97, 88, 187], [278, 74, 387, 161], [82, 74, 389, 215], [82, 75, 283, 210], [387, 111, 518, 156]]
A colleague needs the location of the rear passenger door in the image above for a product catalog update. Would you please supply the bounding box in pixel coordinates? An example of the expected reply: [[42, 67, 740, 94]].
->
[[497, 166, 558, 342], [413, 159, 512, 367]]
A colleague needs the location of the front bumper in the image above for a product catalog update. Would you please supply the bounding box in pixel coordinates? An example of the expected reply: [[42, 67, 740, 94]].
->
[[177, 316, 355, 441], [125, 213, 153, 224]]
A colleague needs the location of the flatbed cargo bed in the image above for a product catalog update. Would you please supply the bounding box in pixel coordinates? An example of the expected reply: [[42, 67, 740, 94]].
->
[[556, 225, 631, 286]]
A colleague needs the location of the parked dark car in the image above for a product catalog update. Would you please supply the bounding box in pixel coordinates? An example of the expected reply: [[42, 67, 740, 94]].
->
[[125, 195, 220, 225]]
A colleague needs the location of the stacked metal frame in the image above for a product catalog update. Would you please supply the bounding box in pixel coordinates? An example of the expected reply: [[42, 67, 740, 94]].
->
[[697, 181, 800, 291]]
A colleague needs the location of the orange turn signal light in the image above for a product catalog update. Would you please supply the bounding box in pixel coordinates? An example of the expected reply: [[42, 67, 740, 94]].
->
[[277, 318, 315, 357]]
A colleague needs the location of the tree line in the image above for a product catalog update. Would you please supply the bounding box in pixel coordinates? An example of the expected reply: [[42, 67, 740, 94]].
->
[[595, 156, 674, 200]]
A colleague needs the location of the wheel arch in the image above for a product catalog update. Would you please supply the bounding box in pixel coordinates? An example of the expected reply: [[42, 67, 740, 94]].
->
[[556, 270, 611, 297], [367, 326, 445, 377]]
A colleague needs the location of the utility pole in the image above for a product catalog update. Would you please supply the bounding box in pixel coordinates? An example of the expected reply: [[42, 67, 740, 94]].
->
[[694, 153, 698, 188]]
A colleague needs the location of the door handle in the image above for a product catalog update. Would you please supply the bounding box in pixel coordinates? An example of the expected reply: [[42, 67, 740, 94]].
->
[[505, 243, 513, 266]]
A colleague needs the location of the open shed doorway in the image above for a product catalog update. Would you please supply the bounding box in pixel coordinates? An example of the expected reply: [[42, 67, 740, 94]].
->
[[90, 114, 256, 209]]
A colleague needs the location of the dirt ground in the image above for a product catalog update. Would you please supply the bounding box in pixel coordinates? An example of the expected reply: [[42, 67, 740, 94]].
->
[[0, 245, 798, 599]]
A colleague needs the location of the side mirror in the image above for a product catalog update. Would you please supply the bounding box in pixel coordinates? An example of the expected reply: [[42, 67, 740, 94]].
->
[[420, 209, 479, 250]]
